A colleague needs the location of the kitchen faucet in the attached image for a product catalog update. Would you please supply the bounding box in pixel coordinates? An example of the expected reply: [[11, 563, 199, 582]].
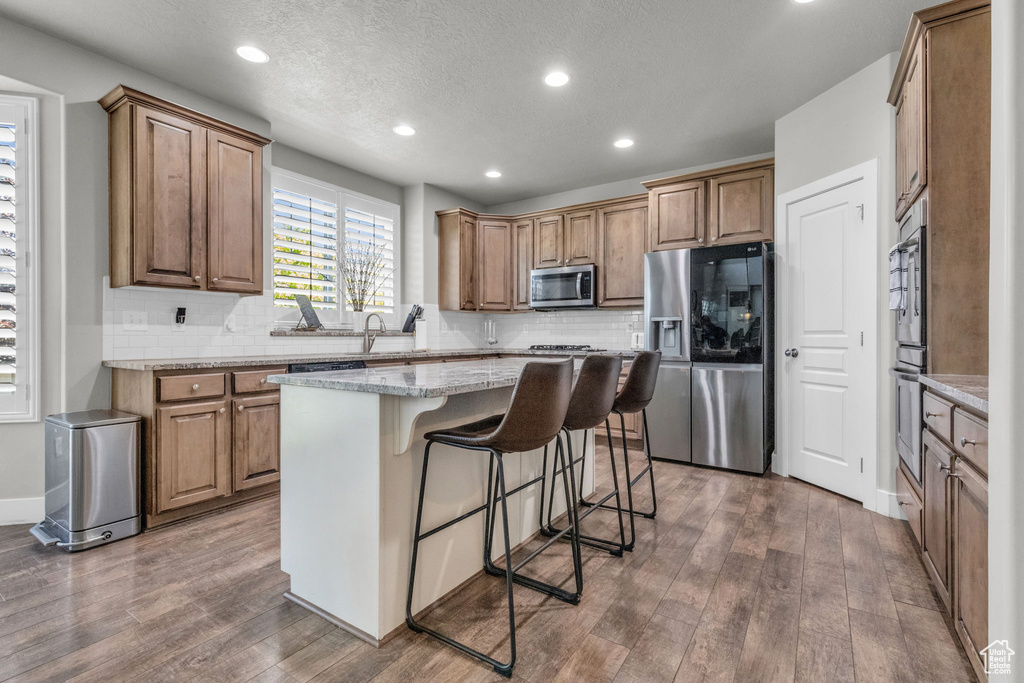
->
[[363, 313, 386, 353]]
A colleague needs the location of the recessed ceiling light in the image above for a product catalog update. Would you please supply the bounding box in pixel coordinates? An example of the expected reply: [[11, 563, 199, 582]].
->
[[793, 0, 815, 3], [236, 45, 269, 63], [614, 138, 634, 148], [485, 170, 502, 178], [393, 125, 416, 136], [544, 71, 570, 87]]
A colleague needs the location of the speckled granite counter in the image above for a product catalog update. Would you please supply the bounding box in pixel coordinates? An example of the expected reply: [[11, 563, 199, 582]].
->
[[268, 356, 580, 398], [102, 348, 636, 371], [920, 374, 988, 416]]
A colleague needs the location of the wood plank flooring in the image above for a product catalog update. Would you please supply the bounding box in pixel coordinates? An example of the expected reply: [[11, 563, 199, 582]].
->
[[0, 445, 976, 682]]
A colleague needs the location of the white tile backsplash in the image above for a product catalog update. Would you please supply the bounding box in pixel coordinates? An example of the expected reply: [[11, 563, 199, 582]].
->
[[102, 280, 643, 361]]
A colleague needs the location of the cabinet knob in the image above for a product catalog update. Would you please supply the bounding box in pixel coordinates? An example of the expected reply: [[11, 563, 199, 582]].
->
[[194, 275, 201, 281], [238, 405, 244, 411], [897, 501, 910, 507], [925, 411, 940, 418], [219, 407, 225, 413], [698, 238, 704, 243], [960, 437, 976, 447], [192, 384, 200, 391], [212, 278, 219, 283], [259, 378, 267, 384]]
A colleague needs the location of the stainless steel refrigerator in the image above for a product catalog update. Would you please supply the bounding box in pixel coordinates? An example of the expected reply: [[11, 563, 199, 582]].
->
[[644, 244, 774, 474]]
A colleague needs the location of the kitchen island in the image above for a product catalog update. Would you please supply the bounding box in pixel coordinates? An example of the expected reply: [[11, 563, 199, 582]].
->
[[268, 357, 596, 645]]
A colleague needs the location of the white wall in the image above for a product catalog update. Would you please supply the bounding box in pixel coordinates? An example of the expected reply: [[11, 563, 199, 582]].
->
[[988, 0, 1023, 661], [774, 53, 899, 501]]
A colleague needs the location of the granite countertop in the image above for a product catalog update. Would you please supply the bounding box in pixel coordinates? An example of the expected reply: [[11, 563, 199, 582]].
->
[[101, 347, 638, 371], [268, 329, 413, 337], [919, 374, 988, 416], [268, 357, 581, 398]]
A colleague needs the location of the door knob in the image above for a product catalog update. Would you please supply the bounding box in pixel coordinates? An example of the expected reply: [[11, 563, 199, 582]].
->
[[785, 348, 799, 358]]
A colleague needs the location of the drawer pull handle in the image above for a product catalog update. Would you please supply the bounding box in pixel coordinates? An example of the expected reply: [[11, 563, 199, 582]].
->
[[960, 437, 976, 447], [925, 411, 941, 418], [192, 384, 200, 391]]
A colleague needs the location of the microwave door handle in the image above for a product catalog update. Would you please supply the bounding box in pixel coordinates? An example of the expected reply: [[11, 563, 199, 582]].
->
[[576, 272, 583, 300]]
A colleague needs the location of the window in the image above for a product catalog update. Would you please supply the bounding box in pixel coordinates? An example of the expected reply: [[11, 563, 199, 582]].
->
[[271, 169, 400, 323], [0, 95, 39, 422]]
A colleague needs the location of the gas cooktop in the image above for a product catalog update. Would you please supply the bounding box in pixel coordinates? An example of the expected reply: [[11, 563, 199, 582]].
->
[[528, 344, 606, 352]]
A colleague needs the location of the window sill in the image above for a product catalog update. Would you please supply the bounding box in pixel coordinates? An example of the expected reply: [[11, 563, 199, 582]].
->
[[269, 329, 413, 338]]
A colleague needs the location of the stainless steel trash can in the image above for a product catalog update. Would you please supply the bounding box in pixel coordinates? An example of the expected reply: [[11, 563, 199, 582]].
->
[[30, 410, 142, 552]]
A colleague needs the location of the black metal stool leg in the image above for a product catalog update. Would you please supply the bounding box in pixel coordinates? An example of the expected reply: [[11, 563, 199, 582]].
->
[[493, 451, 517, 677], [407, 443, 516, 677], [636, 409, 658, 519]]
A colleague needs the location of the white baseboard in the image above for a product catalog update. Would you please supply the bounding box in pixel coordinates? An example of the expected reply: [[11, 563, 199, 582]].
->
[[875, 488, 901, 519], [0, 497, 44, 525]]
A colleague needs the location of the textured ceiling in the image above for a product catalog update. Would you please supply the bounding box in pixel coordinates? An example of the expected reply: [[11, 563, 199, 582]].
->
[[0, 0, 923, 204]]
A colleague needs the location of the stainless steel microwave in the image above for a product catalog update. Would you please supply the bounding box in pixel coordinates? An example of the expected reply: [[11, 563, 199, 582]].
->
[[529, 264, 597, 310]]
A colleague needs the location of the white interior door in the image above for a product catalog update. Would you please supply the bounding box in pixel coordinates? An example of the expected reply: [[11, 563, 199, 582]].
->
[[778, 163, 877, 502]]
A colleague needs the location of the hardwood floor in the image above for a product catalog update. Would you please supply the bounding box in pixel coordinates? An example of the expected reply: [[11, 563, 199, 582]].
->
[[0, 445, 976, 682]]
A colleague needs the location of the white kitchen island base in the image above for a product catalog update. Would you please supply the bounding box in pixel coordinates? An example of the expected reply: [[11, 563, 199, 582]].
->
[[274, 360, 596, 645]]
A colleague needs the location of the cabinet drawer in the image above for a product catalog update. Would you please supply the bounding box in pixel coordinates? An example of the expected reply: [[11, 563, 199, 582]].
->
[[922, 391, 954, 442], [953, 409, 988, 476], [896, 466, 923, 545], [232, 368, 286, 394], [158, 373, 226, 402]]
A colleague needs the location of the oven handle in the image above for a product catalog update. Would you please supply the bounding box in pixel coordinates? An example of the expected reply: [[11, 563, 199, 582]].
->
[[889, 368, 920, 382], [907, 248, 921, 317]]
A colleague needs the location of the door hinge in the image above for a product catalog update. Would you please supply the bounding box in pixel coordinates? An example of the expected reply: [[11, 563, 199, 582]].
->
[[860, 458, 864, 474], [855, 204, 864, 220], [860, 331, 864, 347]]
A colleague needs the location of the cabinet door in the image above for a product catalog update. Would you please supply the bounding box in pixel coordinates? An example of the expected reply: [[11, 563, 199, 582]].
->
[[649, 180, 706, 251], [207, 131, 263, 293], [564, 210, 597, 265], [477, 219, 512, 310], [533, 214, 565, 269], [156, 400, 230, 512], [896, 37, 927, 220], [597, 200, 648, 307], [921, 433, 952, 610], [953, 458, 987, 681], [708, 168, 774, 246], [132, 105, 205, 288], [513, 219, 534, 311], [459, 214, 478, 310], [232, 395, 281, 491]]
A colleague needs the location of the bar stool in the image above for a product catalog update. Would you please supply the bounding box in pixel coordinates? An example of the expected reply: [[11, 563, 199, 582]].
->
[[579, 350, 662, 551], [405, 359, 578, 678], [539, 354, 628, 557]]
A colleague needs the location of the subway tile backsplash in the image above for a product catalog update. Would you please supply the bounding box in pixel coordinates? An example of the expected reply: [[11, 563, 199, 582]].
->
[[102, 280, 642, 361]]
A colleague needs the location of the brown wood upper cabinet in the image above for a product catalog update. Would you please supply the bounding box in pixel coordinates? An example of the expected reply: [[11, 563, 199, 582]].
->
[[894, 37, 927, 220], [513, 219, 534, 311], [437, 209, 478, 311], [597, 199, 648, 308], [644, 160, 774, 251], [533, 210, 596, 269], [533, 213, 565, 269], [101, 85, 270, 293], [477, 219, 513, 311]]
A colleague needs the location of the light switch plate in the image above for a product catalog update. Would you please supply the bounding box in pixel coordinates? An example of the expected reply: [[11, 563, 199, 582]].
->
[[631, 332, 645, 350], [123, 311, 148, 331]]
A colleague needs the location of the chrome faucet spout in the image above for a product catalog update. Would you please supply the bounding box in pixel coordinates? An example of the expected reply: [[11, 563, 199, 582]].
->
[[363, 313, 387, 353]]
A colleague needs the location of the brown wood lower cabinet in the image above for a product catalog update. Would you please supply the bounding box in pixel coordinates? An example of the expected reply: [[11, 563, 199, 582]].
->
[[953, 457, 988, 679], [155, 399, 231, 512], [913, 388, 988, 681], [232, 394, 282, 491]]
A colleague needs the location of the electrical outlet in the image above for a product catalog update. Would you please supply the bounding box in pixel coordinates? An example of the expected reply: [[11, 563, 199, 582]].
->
[[123, 311, 148, 331]]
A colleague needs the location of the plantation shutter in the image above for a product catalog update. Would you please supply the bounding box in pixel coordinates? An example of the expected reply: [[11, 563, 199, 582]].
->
[[0, 115, 19, 397], [272, 180, 339, 309], [343, 198, 396, 314]]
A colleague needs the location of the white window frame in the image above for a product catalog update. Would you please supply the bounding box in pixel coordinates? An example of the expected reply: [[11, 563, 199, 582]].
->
[[270, 167, 402, 327], [0, 94, 40, 423]]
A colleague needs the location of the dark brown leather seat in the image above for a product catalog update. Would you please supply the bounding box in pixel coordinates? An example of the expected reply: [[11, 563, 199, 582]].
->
[[425, 359, 573, 453], [612, 350, 662, 414], [563, 354, 622, 431]]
